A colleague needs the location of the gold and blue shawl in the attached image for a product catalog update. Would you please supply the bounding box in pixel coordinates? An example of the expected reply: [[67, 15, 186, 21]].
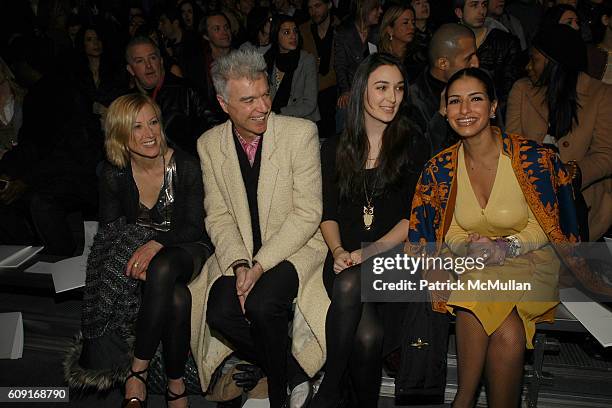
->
[[408, 129, 612, 312]]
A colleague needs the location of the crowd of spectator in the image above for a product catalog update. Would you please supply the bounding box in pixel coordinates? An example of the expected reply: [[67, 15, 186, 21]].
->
[[0, 2, 610, 408], [0, 0, 610, 248]]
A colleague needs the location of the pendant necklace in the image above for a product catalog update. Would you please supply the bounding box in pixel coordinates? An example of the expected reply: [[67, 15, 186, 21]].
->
[[363, 175, 375, 230]]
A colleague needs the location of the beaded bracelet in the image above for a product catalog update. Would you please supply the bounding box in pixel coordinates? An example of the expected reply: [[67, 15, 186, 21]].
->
[[497, 235, 521, 258]]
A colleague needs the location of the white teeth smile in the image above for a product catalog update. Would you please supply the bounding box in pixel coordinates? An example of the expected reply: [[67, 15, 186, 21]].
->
[[251, 116, 265, 121], [457, 118, 477, 126], [143, 140, 155, 146], [381, 107, 394, 113]]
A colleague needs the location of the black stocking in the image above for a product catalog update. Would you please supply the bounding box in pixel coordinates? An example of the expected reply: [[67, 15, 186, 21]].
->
[[312, 265, 384, 408], [347, 303, 384, 408], [312, 265, 362, 407], [161, 284, 192, 379], [134, 246, 193, 378]]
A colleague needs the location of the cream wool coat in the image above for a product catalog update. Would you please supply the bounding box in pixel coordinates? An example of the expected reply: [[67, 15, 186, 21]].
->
[[506, 74, 612, 240], [189, 113, 329, 391]]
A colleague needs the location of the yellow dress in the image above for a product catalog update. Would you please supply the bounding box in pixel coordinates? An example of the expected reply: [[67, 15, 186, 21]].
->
[[444, 145, 559, 349]]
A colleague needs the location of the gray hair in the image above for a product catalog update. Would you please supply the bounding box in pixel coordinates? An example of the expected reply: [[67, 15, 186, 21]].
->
[[211, 49, 268, 101], [125, 36, 161, 64]]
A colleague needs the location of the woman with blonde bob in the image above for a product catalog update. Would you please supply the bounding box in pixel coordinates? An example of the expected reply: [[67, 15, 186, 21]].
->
[[378, 4, 416, 60], [379, 4, 426, 82], [74, 94, 209, 408]]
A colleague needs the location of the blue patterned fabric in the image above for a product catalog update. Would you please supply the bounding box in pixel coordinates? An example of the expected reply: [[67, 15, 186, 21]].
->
[[407, 129, 612, 310]]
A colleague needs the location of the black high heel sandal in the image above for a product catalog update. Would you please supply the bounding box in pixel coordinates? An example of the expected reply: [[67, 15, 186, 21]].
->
[[166, 385, 190, 408], [121, 367, 148, 408]]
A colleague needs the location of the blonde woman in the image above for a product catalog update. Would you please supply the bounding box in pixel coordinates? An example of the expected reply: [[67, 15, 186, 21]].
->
[[78, 94, 209, 408], [379, 4, 416, 60]]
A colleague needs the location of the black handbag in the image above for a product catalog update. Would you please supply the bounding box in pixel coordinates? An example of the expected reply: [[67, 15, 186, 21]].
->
[[395, 301, 450, 405]]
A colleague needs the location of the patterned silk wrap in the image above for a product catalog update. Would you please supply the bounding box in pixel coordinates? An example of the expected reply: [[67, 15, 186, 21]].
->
[[407, 129, 612, 313]]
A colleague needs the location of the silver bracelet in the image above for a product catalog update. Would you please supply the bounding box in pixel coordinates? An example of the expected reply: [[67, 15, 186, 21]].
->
[[504, 235, 521, 258]]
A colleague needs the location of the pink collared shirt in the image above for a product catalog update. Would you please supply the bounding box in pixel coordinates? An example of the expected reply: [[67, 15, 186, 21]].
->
[[235, 129, 261, 166]]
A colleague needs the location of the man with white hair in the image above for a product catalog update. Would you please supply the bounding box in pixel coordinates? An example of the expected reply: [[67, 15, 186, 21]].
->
[[189, 49, 328, 408]]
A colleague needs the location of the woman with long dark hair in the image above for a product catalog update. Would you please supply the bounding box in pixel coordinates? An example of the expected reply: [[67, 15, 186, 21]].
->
[[506, 24, 612, 240], [264, 14, 320, 121], [239, 7, 273, 54], [540, 3, 607, 82], [334, 0, 383, 132], [311, 52, 421, 408], [72, 26, 125, 111], [541, 3, 580, 31], [178, 0, 203, 33], [408, 67, 604, 407]]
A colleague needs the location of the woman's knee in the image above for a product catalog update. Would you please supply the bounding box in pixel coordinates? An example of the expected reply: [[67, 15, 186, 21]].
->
[[354, 325, 383, 357], [332, 266, 361, 305], [147, 247, 191, 284], [490, 313, 526, 354], [353, 306, 384, 355], [171, 285, 192, 323]]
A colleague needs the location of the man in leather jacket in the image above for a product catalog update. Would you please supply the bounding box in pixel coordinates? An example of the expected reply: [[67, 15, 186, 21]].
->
[[125, 36, 210, 156], [406, 23, 479, 160], [453, 0, 523, 120]]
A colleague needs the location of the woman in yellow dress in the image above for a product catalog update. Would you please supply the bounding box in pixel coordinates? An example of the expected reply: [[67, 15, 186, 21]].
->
[[407, 67, 578, 408], [443, 68, 559, 408]]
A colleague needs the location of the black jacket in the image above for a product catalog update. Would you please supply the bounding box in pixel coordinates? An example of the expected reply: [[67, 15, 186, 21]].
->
[[333, 20, 379, 94], [98, 148, 209, 247], [404, 27, 432, 84], [406, 69, 458, 161], [71, 55, 127, 108], [170, 31, 208, 94], [135, 73, 209, 156], [477, 28, 523, 111]]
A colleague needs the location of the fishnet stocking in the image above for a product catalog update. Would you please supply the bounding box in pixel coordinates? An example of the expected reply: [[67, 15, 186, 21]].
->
[[453, 308, 526, 408], [453, 309, 488, 408], [484, 309, 525, 408]]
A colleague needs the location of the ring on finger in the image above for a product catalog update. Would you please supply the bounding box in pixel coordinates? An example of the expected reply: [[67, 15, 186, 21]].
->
[[134, 261, 139, 268], [480, 248, 490, 260]]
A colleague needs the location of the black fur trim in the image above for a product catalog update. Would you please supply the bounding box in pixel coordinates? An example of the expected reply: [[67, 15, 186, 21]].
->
[[62, 332, 132, 394]]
